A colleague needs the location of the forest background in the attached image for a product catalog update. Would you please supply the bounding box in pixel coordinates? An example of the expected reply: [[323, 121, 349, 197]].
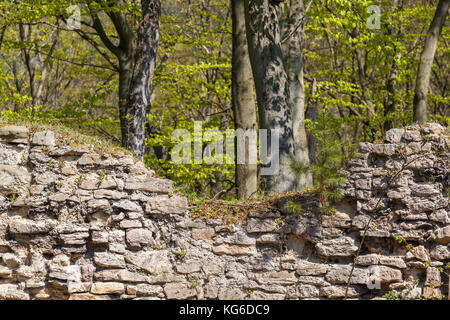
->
[[0, 0, 448, 200]]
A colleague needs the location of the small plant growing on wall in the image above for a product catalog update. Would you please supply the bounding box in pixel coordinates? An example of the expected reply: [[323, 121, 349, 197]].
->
[[285, 201, 303, 217], [8, 193, 18, 203], [174, 249, 187, 259], [290, 112, 357, 215]]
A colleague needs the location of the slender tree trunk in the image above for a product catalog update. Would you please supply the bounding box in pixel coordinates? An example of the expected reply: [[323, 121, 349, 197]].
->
[[306, 77, 318, 165], [0, 26, 5, 49], [18, 24, 36, 109], [244, 0, 297, 194], [36, 25, 60, 107], [281, 0, 312, 190], [413, 0, 449, 124], [384, 0, 402, 131], [84, 2, 136, 148], [126, 0, 161, 159], [232, 0, 258, 199], [384, 50, 401, 131], [118, 57, 133, 147]]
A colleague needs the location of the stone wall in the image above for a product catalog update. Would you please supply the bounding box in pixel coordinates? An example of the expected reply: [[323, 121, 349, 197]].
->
[[0, 123, 448, 300]]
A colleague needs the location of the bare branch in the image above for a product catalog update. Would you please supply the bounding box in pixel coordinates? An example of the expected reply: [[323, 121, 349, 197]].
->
[[74, 27, 119, 70]]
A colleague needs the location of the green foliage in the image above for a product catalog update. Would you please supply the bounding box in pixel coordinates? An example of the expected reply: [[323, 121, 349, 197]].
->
[[145, 121, 235, 198], [0, 10, 120, 141], [394, 235, 406, 244], [285, 201, 303, 216], [382, 290, 403, 300], [0, 111, 124, 157], [0, 0, 448, 200], [7, 193, 18, 202], [174, 249, 187, 259], [145, 0, 233, 198], [383, 289, 443, 301], [383, 280, 424, 300], [305, 0, 449, 140], [291, 112, 357, 214], [188, 281, 200, 288]]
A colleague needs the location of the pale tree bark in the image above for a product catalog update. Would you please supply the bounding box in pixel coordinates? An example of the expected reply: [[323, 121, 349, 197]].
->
[[281, 0, 312, 190], [244, 0, 297, 194], [413, 0, 449, 124], [232, 0, 258, 199], [384, 0, 402, 131], [126, 0, 161, 159], [244, 0, 311, 193], [305, 77, 318, 165]]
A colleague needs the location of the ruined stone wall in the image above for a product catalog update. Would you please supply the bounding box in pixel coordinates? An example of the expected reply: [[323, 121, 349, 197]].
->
[[0, 123, 448, 300]]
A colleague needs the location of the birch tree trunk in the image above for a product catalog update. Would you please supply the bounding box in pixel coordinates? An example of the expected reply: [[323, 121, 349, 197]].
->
[[413, 0, 449, 124], [232, 0, 258, 199], [126, 0, 161, 159]]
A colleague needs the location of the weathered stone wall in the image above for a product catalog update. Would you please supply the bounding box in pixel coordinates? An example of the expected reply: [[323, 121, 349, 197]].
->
[[0, 123, 448, 300]]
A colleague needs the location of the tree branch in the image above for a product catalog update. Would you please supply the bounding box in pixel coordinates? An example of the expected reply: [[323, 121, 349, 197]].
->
[[74, 27, 119, 70], [90, 12, 122, 57], [107, 10, 135, 52]]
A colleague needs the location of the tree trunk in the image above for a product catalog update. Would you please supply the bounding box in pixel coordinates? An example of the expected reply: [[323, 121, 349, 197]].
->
[[306, 78, 318, 166], [281, 0, 312, 190], [126, 0, 161, 159], [232, 0, 258, 200], [413, 0, 449, 124], [18, 24, 36, 109], [384, 50, 401, 131], [118, 57, 133, 147], [244, 0, 297, 194], [384, 0, 402, 131], [85, 2, 136, 148], [0, 26, 5, 49]]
